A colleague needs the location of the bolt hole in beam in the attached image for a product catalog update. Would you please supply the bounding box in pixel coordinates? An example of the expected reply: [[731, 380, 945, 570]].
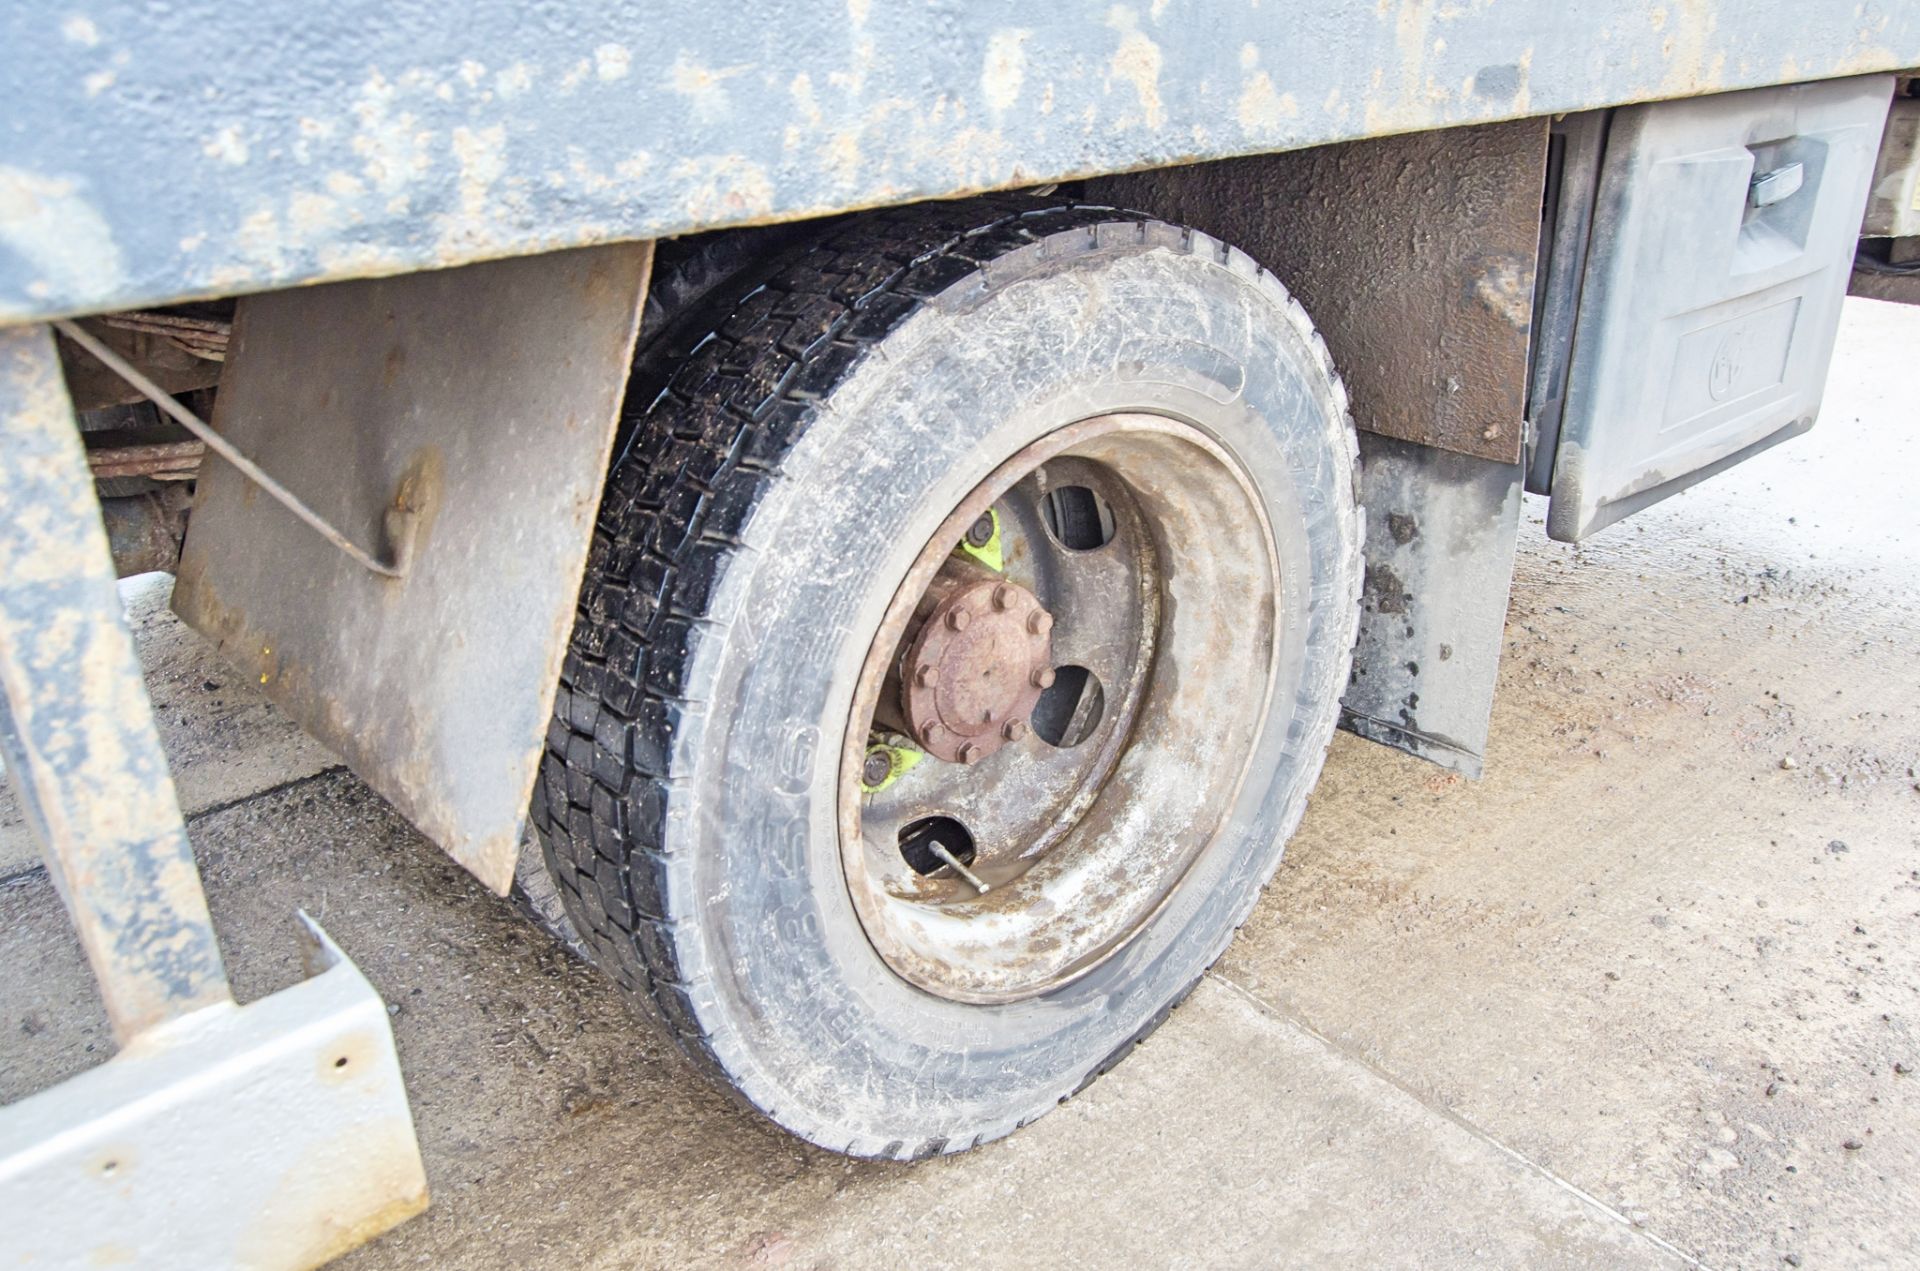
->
[[898, 816, 977, 876], [1031, 665, 1104, 747], [1042, 484, 1116, 549]]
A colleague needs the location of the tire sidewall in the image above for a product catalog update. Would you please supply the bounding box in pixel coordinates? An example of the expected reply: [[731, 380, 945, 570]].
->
[[670, 228, 1358, 1153]]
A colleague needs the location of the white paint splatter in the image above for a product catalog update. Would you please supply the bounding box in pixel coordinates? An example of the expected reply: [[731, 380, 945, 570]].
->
[[350, 73, 436, 195], [790, 72, 823, 128], [0, 167, 124, 300], [981, 30, 1030, 113], [495, 63, 533, 98], [1236, 51, 1298, 133], [203, 125, 250, 165], [435, 125, 510, 254], [1105, 9, 1165, 129], [288, 192, 341, 237], [671, 155, 775, 223], [595, 44, 631, 82], [670, 55, 748, 124]]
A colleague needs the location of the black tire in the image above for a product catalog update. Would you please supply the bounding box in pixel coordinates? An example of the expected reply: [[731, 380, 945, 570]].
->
[[533, 198, 1363, 1158]]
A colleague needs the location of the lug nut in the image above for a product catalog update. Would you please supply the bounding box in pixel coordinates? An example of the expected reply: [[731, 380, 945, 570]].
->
[[1032, 667, 1056, 689], [992, 583, 1016, 611], [915, 664, 937, 688], [921, 720, 945, 740], [862, 749, 893, 786], [946, 607, 972, 632], [959, 743, 983, 765], [1003, 719, 1029, 742], [965, 512, 996, 548], [1027, 610, 1053, 635]]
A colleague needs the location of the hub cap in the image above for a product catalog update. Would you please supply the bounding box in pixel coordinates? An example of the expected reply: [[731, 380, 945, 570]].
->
[[888, 564, 1053, 764]]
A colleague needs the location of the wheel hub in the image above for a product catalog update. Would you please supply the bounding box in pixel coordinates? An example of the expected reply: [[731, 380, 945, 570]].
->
[[894, 561, 1053, 765], [841, 415, 1279, 1003]]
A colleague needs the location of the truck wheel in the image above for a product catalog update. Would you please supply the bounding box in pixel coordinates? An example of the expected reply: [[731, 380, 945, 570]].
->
[[533, 199, 1363, 1157]]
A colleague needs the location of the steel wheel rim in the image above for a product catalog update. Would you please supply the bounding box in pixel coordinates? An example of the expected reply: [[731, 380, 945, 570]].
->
[[837, 414, 1280, 1003]]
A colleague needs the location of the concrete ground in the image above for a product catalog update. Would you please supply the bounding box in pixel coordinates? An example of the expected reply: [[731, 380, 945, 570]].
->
[[3, 297, 1917, 1269]]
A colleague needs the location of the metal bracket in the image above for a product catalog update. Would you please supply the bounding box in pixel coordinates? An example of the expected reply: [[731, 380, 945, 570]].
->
[[1339, 433, 1524, 778]]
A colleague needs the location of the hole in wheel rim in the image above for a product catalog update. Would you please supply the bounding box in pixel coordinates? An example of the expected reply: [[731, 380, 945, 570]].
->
[[898, 816, 976, 876], [1042, 484, 1115, 549], [1030, 665, 1102, 748]]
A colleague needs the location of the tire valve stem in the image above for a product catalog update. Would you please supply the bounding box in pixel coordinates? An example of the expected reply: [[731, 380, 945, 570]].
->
[[929, 841, 990, 894]]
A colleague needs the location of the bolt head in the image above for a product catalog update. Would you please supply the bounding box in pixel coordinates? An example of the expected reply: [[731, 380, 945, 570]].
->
[[946, 607, 972, 632], [1003, 719, 1029, 742], [992, 583, 1016, 611], [959, 743, 983, 765], [921, 720, 944, 740], [966, 512, 996, 548], [1027, 610, 1053, 635], [914, 664, 937, 688], [1032, 667, 1056, 689], [862, 750, 892, 786]]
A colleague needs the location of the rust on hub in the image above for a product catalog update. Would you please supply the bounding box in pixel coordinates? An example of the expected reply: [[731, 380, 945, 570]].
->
[[895, 559, 1053, 764]]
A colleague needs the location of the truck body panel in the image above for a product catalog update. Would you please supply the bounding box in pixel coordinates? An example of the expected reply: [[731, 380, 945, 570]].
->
[[5, 1, 1919, 323]]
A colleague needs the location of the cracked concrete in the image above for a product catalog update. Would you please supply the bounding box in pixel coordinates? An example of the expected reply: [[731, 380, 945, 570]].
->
[[3, 298, 1917, 1268]]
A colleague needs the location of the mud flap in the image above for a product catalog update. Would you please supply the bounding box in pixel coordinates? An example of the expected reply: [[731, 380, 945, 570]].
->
[[1339, 433, 1522, 778], [173, 244, 652, 892]]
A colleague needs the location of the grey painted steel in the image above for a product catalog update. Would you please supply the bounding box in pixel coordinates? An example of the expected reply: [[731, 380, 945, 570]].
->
[[0, 915, 429, 1269], [1547, 76, 1894, 541], [1524, 111, 1609, 497], [0, 323, 228, 1043], [1862, 95, 1920, 236], [1093, 118, 1546, 463], [171, 244, 652, 893], [1339, 433, 1523, 778], [0, 325, 428, 1262], [5, 2, 1919, 325]]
